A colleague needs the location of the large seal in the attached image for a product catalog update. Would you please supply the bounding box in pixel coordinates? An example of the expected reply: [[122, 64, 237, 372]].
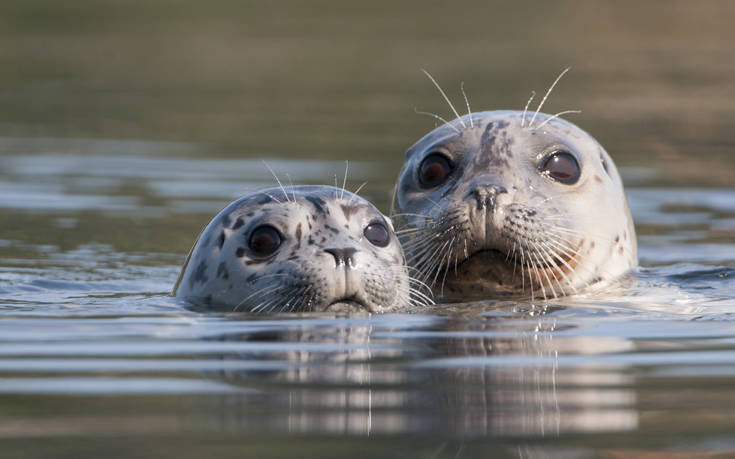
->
[[175, 185, 422, 312], [392, 82, 637, 301]]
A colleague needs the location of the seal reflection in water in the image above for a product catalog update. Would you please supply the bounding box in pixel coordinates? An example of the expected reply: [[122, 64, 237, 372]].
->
[[392, 72, 637, 301], [175, 185, 427, 312]]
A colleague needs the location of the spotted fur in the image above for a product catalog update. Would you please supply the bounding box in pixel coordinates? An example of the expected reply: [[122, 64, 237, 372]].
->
[[392, 111, 637, 301], [175, 185, 430, 312]]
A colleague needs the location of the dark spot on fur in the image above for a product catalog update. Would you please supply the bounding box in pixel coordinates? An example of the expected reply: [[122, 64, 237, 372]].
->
[[246, 273, 257, 282], [257, 194, 274, 205], [217, 232, 225, 249], [190, 260, 209, 287], [236, 247, 246, 257], [294, 223, 302, 250], [246, 211, 254, 217], [600, 152, 611, 176], [590, 241, 596, 248], [232, 218, 244, 230], [221, 214, 232, 228], [216, 262, 229, 280], [615, 235, 620, 243], [305, 196, 327, 215], [308, 237, 315, 245], [341, 204, 360, 221]]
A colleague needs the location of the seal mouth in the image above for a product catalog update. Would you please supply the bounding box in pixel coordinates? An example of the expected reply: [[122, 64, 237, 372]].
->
[[324, 297, 369, 313], [458, 248, 576, 271], [436, 244, 582, 299]]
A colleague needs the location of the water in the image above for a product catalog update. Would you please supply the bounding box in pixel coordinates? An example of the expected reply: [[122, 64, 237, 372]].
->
[[1, 1, 735, 457]]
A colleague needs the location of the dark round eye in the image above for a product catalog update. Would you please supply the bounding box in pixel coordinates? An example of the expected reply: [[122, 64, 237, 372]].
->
[[418, 153, 453, 188], [541, 151, 580, 185], [248, 225, 282, 257], [363, 222, 390, 247]]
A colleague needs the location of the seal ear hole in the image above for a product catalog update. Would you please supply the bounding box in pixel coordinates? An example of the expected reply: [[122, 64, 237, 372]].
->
[[418, 152, 453, 188], [540, 151, 580, 185], [248, 225, 282, 257], [364, 221, 390, 247], [600, 154, 611, 176]]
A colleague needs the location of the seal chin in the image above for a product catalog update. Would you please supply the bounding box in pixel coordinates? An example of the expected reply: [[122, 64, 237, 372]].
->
[[323, 298, 372, 313]]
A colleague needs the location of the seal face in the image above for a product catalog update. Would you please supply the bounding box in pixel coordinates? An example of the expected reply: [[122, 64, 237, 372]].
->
[[175, 185, 416, 312], [392, 110, 637, 301]]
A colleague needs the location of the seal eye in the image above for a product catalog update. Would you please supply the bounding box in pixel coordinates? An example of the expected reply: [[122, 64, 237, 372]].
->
[[541, 151, 580, 185], [418, 153, 452, 188], [248, 225, 282, 257], [363, 222, 390, 247]]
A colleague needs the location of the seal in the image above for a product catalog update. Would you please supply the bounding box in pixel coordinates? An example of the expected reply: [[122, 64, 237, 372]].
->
[[174, 185, 424, 313], [392, 75, 637, 301]]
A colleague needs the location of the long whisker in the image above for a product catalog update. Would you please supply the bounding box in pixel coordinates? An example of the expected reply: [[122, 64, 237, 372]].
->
[[521, 90, 536, 128], [529, 67, 570, 128], [348, 181, 368, 205], [341, 160, 349, 200], [460, 81, 473, 128], [421, 69, 467, 129], [534, 110, 582, 131], [262, 160, 291, 203], [414, 109, 461, 134]]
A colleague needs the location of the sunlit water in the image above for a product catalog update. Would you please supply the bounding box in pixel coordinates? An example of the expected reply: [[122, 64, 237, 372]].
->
[[0, 139, 733, 457]]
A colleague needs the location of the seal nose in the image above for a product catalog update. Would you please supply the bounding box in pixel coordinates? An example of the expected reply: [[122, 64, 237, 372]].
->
[[324, 247, 357, 267], [469, 184, 507, 210]]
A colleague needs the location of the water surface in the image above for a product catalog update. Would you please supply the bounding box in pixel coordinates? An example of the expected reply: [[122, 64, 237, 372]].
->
[[1, 1, 734, 457]]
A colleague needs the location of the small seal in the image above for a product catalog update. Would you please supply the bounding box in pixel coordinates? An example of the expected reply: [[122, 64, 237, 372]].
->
[[174, 185, 422, 312], [392, 73, 637, 301]]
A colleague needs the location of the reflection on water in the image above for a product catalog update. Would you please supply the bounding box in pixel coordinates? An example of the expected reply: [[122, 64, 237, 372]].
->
[[0, 137, 733, 458]]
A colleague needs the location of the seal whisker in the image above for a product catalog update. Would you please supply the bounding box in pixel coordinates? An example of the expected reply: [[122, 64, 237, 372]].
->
[[521, 90, 536, 128], [534, 110, 582, 131], [262, 160, 291, 203], [529, 67, 571, 129], [529, 247, 554, 299], [259, 190, 282, 204], [235, 285, 284, 312], [535, 242, 569, 297], [438, 236, 457, 294], [529, 252, 548, 301], [285, 174, 297, 203], [348, 181, 368, 205], [414, 109, 461, 134], [421, 69, 467, 129], [241, 285, 287, 313], [341, 160, 349, 201], [460, 81, 474, 128], [391, 212, 433, 219], [537, 240, 580, 294]]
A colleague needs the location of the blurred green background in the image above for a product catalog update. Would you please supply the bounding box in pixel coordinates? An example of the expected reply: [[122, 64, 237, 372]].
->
[[1, 0, 734, 186]]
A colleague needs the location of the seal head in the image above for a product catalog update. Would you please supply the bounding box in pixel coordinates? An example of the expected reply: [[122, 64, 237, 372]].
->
[[392, 111, 637, 300], [175, 185, 414, 312]]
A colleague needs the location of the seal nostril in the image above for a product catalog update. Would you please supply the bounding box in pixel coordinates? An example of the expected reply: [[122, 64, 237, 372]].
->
[[470, 184, 507, 210], [324, 247, 357, 267]]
